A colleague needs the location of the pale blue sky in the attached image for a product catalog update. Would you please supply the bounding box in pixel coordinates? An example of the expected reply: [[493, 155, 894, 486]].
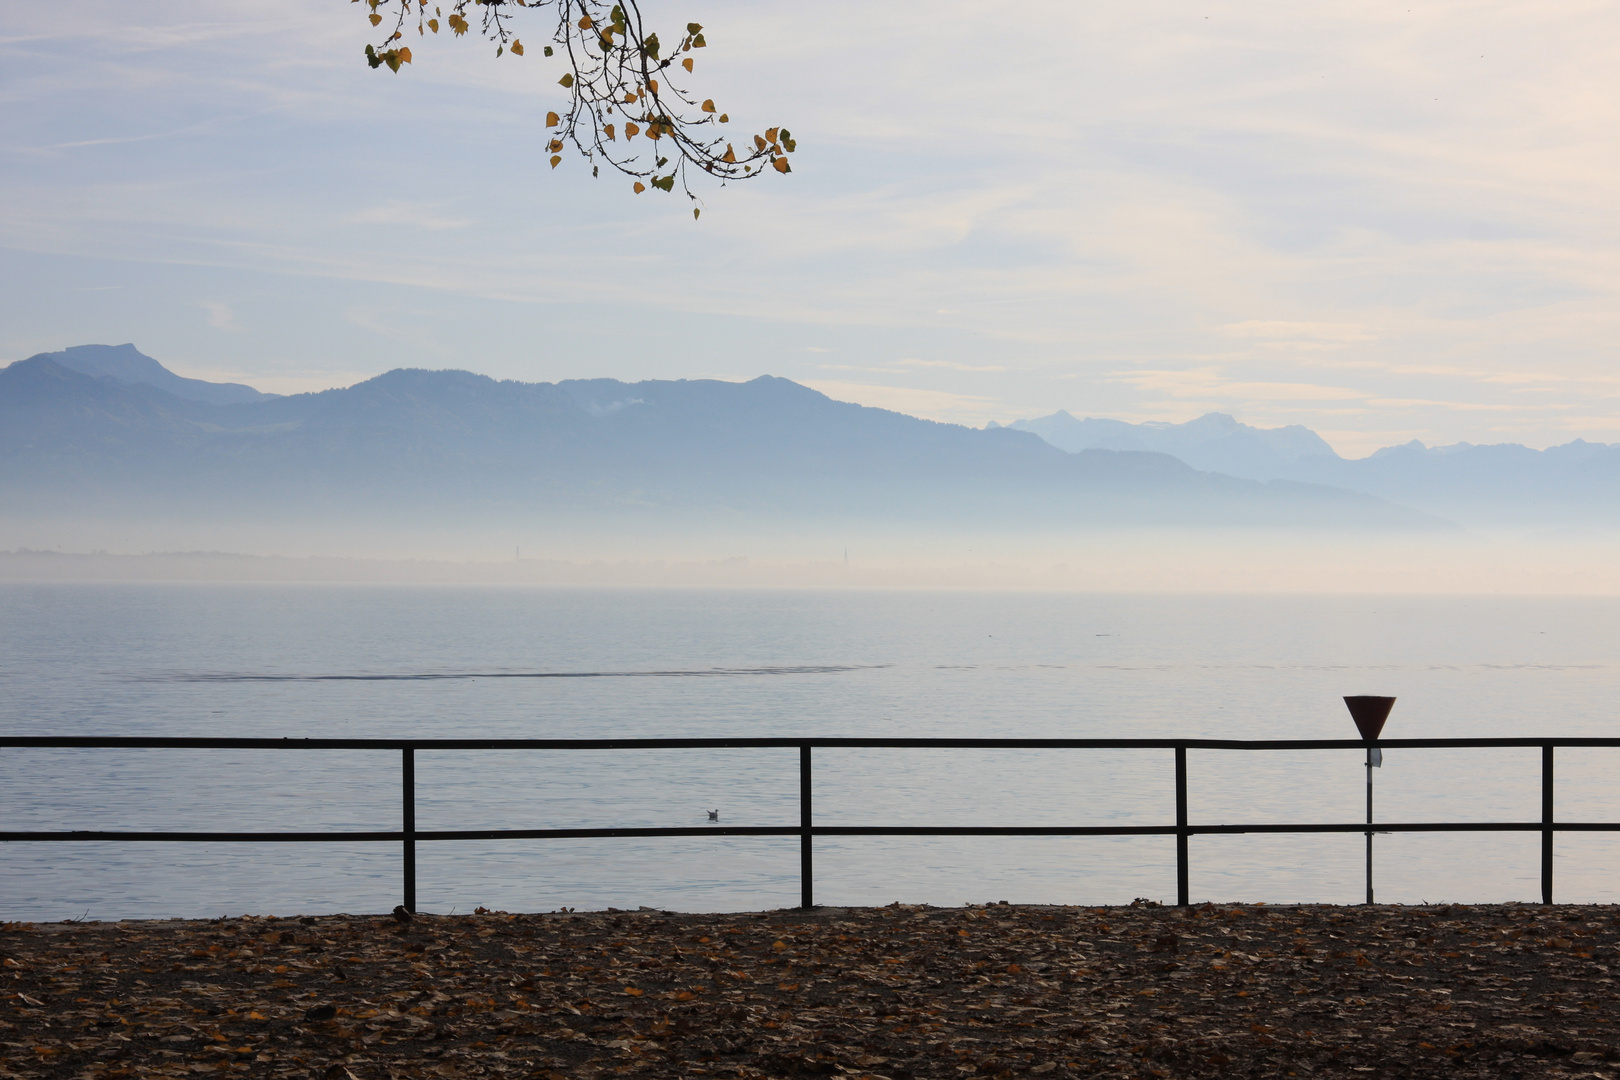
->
[[4, 1, 1619, 455]]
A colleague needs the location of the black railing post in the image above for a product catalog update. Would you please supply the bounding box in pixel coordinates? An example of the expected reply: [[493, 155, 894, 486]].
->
[[1364, 746, 1374, 905], [1175, 745, 1189, 906], [799, 744, 813, 910], [1542, 744, 1554, 905], [403, 746, 417, 913]]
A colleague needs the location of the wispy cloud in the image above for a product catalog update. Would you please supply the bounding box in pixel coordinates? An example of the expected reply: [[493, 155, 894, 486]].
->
[[1217, 321, 1377, 344], [894, 358, 1006, 373], [349, 201, 473, 232], [1109, 366, 1365, 403], [343, 306, 453, 355], [202, 302, 241, 332]]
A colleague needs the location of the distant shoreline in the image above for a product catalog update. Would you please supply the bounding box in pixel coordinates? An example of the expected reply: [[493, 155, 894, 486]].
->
[[5, 545, 1620, 593]]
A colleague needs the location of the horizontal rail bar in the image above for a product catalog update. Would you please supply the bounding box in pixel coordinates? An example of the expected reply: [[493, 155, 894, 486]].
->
[[8, 735, 1620, 751], [7, 735, 1615, 908], [7, 821, 1620, 843], [0, 827, 798, 843], [0, 831, 410, 843]]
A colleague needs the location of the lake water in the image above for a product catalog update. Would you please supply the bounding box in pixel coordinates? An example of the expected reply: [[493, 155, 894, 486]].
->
[[3, 584, 1620, 921]]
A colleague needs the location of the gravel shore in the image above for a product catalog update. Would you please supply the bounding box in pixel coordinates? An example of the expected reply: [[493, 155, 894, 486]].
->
[[3, 900, 1618, 1079]]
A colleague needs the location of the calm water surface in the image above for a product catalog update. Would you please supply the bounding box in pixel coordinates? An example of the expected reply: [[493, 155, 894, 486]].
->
[[2, 584, 1618, 919]]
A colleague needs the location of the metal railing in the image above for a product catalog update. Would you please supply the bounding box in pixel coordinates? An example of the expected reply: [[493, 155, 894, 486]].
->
[[3, 735, 1619, 909]]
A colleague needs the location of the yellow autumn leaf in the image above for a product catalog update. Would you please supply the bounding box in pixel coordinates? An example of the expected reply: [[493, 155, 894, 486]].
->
[[693, 208, 700, 220], [701, 99, 716, 113], [753, 134, 766, 151], [682, 58, 693, 72], [546, 111, 560, 127], [427, 17, 438, 31], [766, 127, 779, 143], [397, 46, 411, 63], [550, 155, 562, 168], [633, 181, 645, 193], [648, 79, 658, 94], [718, 113, 728, 122], [369, 12, 382, 25], [625, 121, 640, 136], [604, 123, 616, 140], [547, 138, 563, 152], [722, 144, 736, 163], [578, 14, 593, 29], [623, 986, 644, 996], [558, 72, 574, 88], [511, 40, 523, 55], [773, 157, 790, 173]]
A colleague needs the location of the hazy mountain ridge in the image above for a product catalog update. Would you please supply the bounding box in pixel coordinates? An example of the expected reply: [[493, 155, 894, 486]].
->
[[0, 352, 1433, 533], [1000, 410, 1337, 480], [1004, 409, 1620, 527], [1283, 439, 1620, 527], [31, 344, 276, 406]]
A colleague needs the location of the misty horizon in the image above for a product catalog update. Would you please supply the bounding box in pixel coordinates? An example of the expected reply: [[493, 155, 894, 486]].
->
[[7, 343, 1620, 594]]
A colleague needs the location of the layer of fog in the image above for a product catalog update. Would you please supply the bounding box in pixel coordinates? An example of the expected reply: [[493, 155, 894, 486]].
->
[[4, 520, 1616, 594]]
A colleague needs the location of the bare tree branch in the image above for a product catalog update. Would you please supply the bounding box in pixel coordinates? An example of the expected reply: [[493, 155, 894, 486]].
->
[[357, 0, 796, 211]]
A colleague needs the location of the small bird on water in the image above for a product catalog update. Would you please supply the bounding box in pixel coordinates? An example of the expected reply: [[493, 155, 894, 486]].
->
[[707, 809, 720, 821]]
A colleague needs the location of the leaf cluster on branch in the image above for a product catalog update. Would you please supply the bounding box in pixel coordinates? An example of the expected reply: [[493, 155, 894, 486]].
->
[[358, 0, 796, 213]]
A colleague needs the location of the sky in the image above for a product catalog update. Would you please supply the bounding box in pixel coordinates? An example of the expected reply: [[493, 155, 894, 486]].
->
[[4, 1, 1620, 457]]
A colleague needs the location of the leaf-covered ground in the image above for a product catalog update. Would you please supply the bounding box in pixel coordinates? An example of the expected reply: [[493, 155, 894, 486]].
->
[[4, 901, 1619, 1079]]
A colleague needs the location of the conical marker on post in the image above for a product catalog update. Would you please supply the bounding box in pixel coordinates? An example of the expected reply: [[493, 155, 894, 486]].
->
[[1344, 696, 1395, 904]]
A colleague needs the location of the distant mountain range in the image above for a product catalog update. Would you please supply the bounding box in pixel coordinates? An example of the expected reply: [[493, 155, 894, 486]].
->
[[0, 346, 1435, 534], [1284, 439, 1620, 527], [36, 343, 276, 406], [1000, 410, 1620, 528], [997, 411, 1335, 480]]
